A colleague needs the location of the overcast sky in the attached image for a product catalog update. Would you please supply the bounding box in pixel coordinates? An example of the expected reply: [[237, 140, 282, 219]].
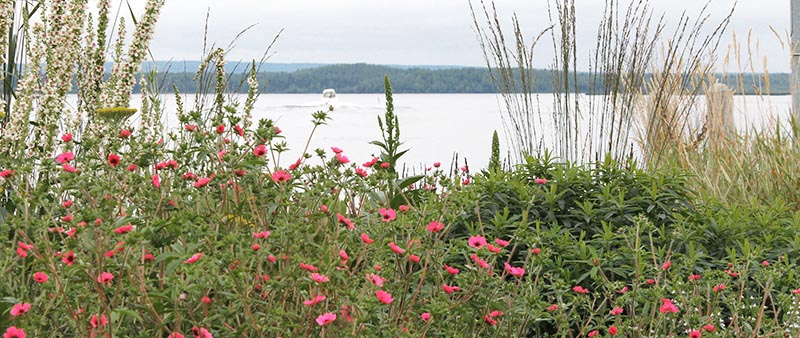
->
[[109, 0, 791, 71]]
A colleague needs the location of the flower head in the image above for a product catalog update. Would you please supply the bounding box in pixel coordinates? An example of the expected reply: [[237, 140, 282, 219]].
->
[[184, 253, 203, 264], [316, 312, 336, 326], [97, 272, 114, 284], [376, 290, 393, 304], [3, 326, 26, 338], [9, 303, 31, 317], [426, 221, 444, 233], [659, 298, 679, 314], [388, 242, 406, 254], [33, 272, 49, 283], [378, 208, 396, 222], [421, 312, 431, 321], [503, 262, 525, 277], [253, 144, 267, 157], [572, 286, 589, 294], [271, 170, 291, 183], [311, 273, 329, 283], [468, 235, 487, 249], [107, 153, 121, 167]]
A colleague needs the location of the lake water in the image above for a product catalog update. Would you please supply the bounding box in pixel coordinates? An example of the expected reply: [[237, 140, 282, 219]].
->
[[109, 93, 794, 171]]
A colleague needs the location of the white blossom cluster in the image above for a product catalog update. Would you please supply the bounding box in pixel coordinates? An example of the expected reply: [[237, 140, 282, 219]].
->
[[0, 0, 13, 116], [101, 0, 165, 109]]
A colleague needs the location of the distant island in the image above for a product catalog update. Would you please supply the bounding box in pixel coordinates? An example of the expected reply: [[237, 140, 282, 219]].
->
[[120, 62, 790, 95]]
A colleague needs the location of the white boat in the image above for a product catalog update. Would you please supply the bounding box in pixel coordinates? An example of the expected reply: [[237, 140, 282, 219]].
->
[[322, 88, 337, 108]]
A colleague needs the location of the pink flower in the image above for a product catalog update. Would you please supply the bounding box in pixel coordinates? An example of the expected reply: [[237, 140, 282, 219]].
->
[[588, 330, 599, 337], [398, 205, 410, 212], [702, 324, 715, 332], [316, 312, 336, 326], [470, 254, 490, 269], [713, 284, 726, 293], [546, 304, 559, 312], [107, 153, 121, 167], [609, 307, 623, 315], [659, 298, 679, 314], [0, 169, 13, 178], [62, 163, 78, 172], [531, 247, 541, 255], [253, 144, 267, 157], [97, 272, 114, 284], [299, 263, 319, 272], [572, 286, 589, 294], [483, 316, 497, 326], [251, 243, 260, 251], [355, 168, 368, 178], [33, 272, 49, 283], [303, 295, 327, 306], [688, 331, 701, 338], [688, 274, 701, 281], [311, 273, 329, 283], [360, 233, 374, 244], [184, 124, 197, 132], [9, 303, 30, 317], [336, 213, 355, 229], [646, 278, 656, 285], [661, 261, 671, 270], [271, 170, 291, 183], [114, 224, 134, 234], [192, 326, 213, 338], [379, 208, 396, 222], [55, 151, 74, 163], [118, 129, 131, 138], [421, 312, 431, 321], [426, 221, 444, 233], [61, 133, 73, 142], [503, 262, 525, 277], [201, 296, 212, 304], [367, 273, 384, 287], [168, 333, 185, 338], [339, 249, 349, 262], [388, 242, 406, 254], [468, 235, 487, 249], [489, 310, 503, 318], [234, 124, 244, 136], [3, 326, 26, 338], [443, 264, 460, 275], [215, 125, 225, 134], [151, 174, 160, 188], [380, 162, 390, 169], [376, 290, 393, 304], [486, 244, 502, 253], [184, 253, 203, 264], [534, 177, 548, 184], [194, 177, 212, 188], [408, 254, 421, 263], [126, 164, 137, 171], [252, 231, 271, 239], [62, 251, 75, 266], [433, 162, 441, 168], [363, 157, 379, 167], [320, 204, 329, 213], [331, 147, 343, 154], [335, 153, 350, 164], [495, 238, 510, 247], [442, 283, 460, 294]]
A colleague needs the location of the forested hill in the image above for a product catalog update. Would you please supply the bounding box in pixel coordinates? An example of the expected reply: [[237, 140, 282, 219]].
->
[[140, 63, 790, 94]]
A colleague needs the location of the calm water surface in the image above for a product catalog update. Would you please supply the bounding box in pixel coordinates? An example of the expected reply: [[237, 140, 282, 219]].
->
[[112, 93, 793, 170]]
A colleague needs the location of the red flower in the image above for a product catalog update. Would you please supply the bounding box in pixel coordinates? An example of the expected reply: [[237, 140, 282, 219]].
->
[[191, 326, 213, 338], [486, 244, 502, 253], [253, 144, 267, 157], [483, 316, 497, 326], [588, 330, 599, 337], [184, 124, 197, 132], [489, 310, 504, 318], [546, 304, 559, 311], [251, 243, 260, 251], [184, 253, 203, 264], [702, 324, 715, 332], [0, 169, 13, 178], [194, 177, 212, 188], [534, 177, 548, 184], [271, 170, 291, 183], [360, 233, 374, 244], [609, 307, 623, 315], [442, 283, 460, 294], [3, 326, 26, 338], [96, 272, 114, 284], [55, 151, 74, 163], [316, 313, 336, 326], [201, 296, 212, 304], [33, 272, 49, 283], [688, 330, 701, 338], [470, 254, 490, 269], [572, 286, 589, 294], [114, 224, 134, 234], [339, 249, 349, 262], [168, 333, 185, 338], [443, 264, 460, 275], [608, 326, 618, 335], [336, 213, 355, 229], [426, 221, 444, 233], [375, 290, 393, 304], [688, 274, 701, 281], [62, 163, 78, 172], [659, 298, 679, 314], [234, 124, 244, 136], [503, 262, 525, 277], [299, 263, 318, 272], [645, 278, 656, 285], [9, 303, 30, 317], [367, 273, 384, 287], [335, 153, 350, 164], [713, 284, 726, 293], [118, 129, 131, 138], [215, 125, 225, 134], [252, 231, 271, 239], [61, 133, 73, 142], [531, 247, 541, 255], [152, 174, 161, 188], [661, 261, 671, 270], [408, 254, 421, 263], [388, 242, 406, 254], [107, 153, 121, 167], [421, 312, 431, 321], [495, 238, 510, 247]]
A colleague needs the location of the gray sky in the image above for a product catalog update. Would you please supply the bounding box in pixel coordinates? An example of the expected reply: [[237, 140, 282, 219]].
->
[[111, 0, 791, 71]]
